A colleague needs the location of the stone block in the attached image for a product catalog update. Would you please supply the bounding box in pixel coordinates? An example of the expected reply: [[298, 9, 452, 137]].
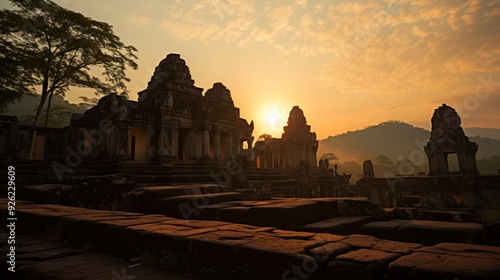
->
[[390, 207, 417, 219], [239, 237, 322, 280], [309, 197, 340, 220], [149, 192, 243, 218], [217, 223, 276, 233], [359, 219, 410, 240], [196, 203, 237, 220], [327, 249, 401, 280], [395, 220, 486, 245], [17, 184, 76, 205], [310, 233, 347, 243], [415, 243, 500, 260], [217, 206, 250, 224], [248, 200, 322, 230], [301, 216, 373, 235], [387, 252, 500, 280], [336, 197, 389, 220], [416, 209, 483, 223], [184, 230, 265, 268], [308, 242, 353, 262], [234, 188, 258, 200]]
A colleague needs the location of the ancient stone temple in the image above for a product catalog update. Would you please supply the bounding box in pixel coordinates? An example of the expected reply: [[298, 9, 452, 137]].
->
[[424, 104, 479, 175], [254, 106, 318, 169], [282, 106, 318, 168], [17, 53, 255, 162]]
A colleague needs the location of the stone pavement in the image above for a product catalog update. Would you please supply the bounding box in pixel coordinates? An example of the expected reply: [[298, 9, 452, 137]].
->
[[1, 200, 499, 280], [0, 230, 193, 280]]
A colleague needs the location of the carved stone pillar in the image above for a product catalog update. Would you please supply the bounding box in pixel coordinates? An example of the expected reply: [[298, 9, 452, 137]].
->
[[236, 137, 241, 155], [214, 129, 221, 158], [187, 130, 195, 159], [202, 129, 210, 157], [193, 129, 202, 158], [147, 128, 155, 160], [153, 122, 177, 162], [228, 132, 234, 159]]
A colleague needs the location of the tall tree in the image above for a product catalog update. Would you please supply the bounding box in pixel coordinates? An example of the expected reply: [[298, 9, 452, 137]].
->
[[0, 0, 138, 126]]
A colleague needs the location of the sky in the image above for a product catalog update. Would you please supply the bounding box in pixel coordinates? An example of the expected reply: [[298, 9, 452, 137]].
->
[[2, 0, 500, 139]]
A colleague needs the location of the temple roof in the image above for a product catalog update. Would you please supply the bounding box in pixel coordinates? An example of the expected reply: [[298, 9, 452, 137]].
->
[[287, 106, 307, 127], [146, 53, 195, 90], [431, 103, 461, 129], [204, 82, 234, 106]]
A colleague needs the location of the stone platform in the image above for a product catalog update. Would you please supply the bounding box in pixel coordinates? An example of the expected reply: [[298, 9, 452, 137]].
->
[[1, 200, 499, 279], [0, 230, 192, 280], [13, 180, 490, 246]]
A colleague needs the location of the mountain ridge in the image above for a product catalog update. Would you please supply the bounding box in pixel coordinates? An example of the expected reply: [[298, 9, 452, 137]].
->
[[319, 120, 500, 162]]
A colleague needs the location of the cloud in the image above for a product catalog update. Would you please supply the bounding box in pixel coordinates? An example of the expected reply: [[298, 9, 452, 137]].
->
[[159, 0, 255, 41], [127, 15, 151, 24], [316, 0, 500, 96], [157, 0, 499, 100]]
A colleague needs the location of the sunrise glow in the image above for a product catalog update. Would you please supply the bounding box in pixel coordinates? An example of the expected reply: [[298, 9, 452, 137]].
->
[[3, 0, 497, 138]]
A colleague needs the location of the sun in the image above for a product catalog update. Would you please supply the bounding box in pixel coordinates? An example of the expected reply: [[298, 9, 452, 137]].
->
[[260, 105, 287, 137], [268, 112, 280, 126]]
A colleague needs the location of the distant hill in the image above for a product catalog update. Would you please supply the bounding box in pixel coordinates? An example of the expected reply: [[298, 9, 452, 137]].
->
[[4, 95, 87, 127], [319, 121, 500, 162]]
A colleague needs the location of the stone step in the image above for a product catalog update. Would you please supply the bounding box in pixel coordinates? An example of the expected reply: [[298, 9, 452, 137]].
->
[[358, 219, 487, 245], [2, 202, 500, 280], [143, 192, 244, 218], [391, 207, 482, 223], [190, 197, 385, 230], [130, 174, 216, 182], [3, 162, 296, 183], [141, 184, 224, 198], [301, 216, 375, 235]]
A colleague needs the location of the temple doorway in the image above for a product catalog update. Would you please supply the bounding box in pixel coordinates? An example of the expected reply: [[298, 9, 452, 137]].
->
[[178, 128, 189, 160], [446, 153, 459, 172], [130, 127, 148, 160]]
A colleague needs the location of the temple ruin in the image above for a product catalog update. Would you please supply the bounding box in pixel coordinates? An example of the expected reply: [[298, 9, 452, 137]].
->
[[2, 54, 255, 162], [425, 104, 479, 175], [254, 106, 318, 169]]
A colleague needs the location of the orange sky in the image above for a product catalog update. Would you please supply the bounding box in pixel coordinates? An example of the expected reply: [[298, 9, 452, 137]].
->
[[3, 0, 499, 139]]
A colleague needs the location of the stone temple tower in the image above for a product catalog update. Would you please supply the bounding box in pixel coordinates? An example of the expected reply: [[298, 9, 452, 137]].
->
[[424, 104, 479, 176], [282, 106, 318, 168]]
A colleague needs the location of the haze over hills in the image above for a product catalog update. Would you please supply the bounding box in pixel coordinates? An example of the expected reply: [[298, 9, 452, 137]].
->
[[463, 128, 500, 141], [4, 95, 87, 127], [319, 121, 500, 163]]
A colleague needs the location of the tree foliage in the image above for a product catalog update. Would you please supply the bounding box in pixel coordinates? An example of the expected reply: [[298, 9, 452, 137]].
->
[[477, 155, 500, 175], [20, 103, 75, 128], [0, 0, 138, 126], [258, 133, 273, 140], [78, 95, 99, 109], [0, 31, 37, 112], [320, 152, 339, 162]]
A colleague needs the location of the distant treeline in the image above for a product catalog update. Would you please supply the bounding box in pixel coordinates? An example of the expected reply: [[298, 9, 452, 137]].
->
[[331, 155, 500, 182]]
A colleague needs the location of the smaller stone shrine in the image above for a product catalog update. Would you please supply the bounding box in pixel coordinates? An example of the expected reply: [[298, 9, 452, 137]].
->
[[363, 160, 374, 179], [424, 104, 479, 176], [282, 106, 318, 168], [254, 106, 318, 169]]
